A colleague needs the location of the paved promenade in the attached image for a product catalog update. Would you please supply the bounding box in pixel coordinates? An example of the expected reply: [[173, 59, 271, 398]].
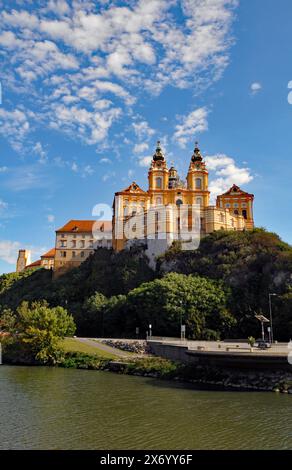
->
[[148, 337, 290, 356]]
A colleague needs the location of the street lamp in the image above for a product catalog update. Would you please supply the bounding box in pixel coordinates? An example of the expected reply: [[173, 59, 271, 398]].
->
[[269, 293, 277, 344], [149, 324, 152, 339], [255, 314, 269, 342], [178, 299, 185, 341]]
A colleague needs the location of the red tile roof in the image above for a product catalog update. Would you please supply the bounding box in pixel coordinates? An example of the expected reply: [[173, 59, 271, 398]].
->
[[56, 220, 112, 233], [41, 248, 56, 259], [25, 259, 41, 269]]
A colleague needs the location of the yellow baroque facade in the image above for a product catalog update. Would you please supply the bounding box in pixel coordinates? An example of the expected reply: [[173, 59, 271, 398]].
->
[[16, 142, 255, 275], [112, 142, 254, 252]]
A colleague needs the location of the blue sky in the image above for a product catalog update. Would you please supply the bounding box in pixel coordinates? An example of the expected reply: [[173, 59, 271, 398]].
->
[[0, 0, 292, 274]]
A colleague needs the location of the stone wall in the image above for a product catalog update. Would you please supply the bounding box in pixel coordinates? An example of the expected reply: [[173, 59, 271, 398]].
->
[[148, 341, 292, 393]]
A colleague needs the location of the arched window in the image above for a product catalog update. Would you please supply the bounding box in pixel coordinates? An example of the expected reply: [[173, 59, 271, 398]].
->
[[195, 178, 202, 189], [242, 209, 247, 219], [156, 177, 162, 189], [156, 197, 162, 205], [234, 209, 239, 215]]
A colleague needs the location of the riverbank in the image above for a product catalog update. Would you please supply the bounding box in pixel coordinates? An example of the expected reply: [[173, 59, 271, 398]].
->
[[4, 349, 292, 394], [62, 352, 292, 394], [2, 338, 292, 394]]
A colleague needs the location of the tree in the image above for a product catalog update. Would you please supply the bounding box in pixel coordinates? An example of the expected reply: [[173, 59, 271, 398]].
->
[[14, 301, 76, 364], [79, 292, 108, 336], [125, 272, 234, 339], [103, 295, 127, 338]]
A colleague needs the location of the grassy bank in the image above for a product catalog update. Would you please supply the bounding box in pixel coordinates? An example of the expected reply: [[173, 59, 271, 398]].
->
[[60, 337, 117, 359], [3, 337, 292, 394], [57, 351, 292, 394]]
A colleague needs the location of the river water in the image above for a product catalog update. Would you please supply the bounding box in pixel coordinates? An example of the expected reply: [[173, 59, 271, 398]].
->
[[0, 366, 291, 450]]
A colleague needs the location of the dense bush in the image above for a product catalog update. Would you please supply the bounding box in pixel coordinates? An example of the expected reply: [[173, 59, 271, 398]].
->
[[1, 301, 76, 364]]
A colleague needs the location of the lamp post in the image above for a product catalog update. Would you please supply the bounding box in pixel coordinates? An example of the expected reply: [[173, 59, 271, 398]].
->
[[149, 324, 152, 340], [178, 299, 185, 341], [269, 293, 277, 344]]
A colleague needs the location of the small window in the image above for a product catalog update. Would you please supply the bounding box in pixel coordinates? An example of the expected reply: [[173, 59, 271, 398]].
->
[[195, 178, 202, 189], [156, 177, 162, 189], [242, 210, 247, 219], [72, 251, 76, 258], [80, 251, 85, 258], [233, 203, 239, 208], [225, 203, 230, 208], [61, 251, 66, 258], [234, 209, 239, 215], [156, 197, 162, 205]]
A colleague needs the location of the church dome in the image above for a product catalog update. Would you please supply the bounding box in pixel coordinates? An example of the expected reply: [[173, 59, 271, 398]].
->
[[191, 142, 203, 163], [153, 141, 165, 161], [168, 164, 179, 189], [169, 165, 178, 178]]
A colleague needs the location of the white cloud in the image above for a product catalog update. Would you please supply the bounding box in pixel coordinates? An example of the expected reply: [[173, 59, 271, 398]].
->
[[133, 142, 149, 154], [0, 240, 20, 264], [3, 165, 49, 191], [82, 165, 94, 177], [250, 82, 262, 94], [205, 153, 253, 202], [42, 0, 71, 16], [138, 155, 152, 167], [47, 214, 55, 223], [132, 121, 155, 140], [0, 240, 47, 265], [0, 166, 8, 173], [99, 158, 112, 164], [0, 199, 8, 211], [0, 108, 31, 152], [173, 107, 208, 148], [33, 141, 48, 164], [0, 0, 238, 148], [102, 171, 116, 182], [49, 103, 121, 144]]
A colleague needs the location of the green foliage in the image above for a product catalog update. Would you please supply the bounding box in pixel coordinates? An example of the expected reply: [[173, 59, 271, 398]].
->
[[158, 229, 292, 339], [2, 301, 76, 365], [248, 336, 256, 347], [0, 229, 292, 340], [124, 272, 234, 339], [59, 351, 110, 370], [76, 292, 107, 336], [125, 357, 178, 377], [0, 248, 155, 315]]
